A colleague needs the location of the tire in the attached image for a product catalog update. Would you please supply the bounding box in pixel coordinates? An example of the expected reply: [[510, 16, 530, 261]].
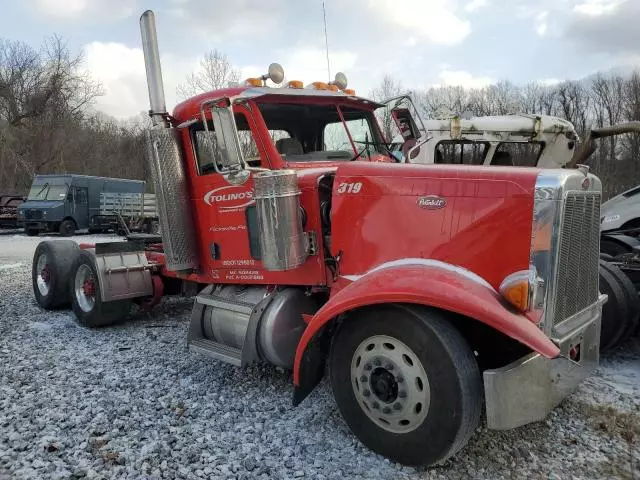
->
[[620, 218, 640, 233], [59, 219, 76, 237], [598, 264, 629, 350], [26, 228, 39, 237], [32, 240, 80, 309], [69, 250, 132, 328], [600, 261, 640, 346], [329, 305, 482, 467], [600, 238, 631, 258]]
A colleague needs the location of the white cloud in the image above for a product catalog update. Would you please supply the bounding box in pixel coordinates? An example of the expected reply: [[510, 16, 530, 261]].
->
[[167, 0, 284, 41], [535, 11, 548, 36], [369, 0, 470, 45], [573, 0, 625, 16], [32, 0, 135, 20], [278, 47, 358, 86], [35, 0, 87, 18], [404, 37, 418, 47], [465, 0, 488, 12], [83, 42, 196, 119], [437, 69, 495, 88]]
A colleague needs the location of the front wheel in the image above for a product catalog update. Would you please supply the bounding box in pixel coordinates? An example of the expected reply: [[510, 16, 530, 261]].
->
[[329, 306, 482, 466], [59, 219, 76, 237], [69, 250, 132, 327]]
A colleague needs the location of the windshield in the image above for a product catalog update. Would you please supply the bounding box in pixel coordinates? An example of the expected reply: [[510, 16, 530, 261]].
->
[[27, 183, 69, 201], [255, 102, 385, 162]]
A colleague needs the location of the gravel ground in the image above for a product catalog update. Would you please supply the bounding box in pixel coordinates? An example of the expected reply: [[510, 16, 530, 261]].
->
[[0, 234, 639, 480]]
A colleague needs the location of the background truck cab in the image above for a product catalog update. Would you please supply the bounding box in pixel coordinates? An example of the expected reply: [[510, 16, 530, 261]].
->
[[18, 174, 146, 236], [382, 95, 579, 168]]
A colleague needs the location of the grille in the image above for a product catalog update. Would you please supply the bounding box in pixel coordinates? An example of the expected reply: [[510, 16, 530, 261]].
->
[[553, 191, 601, 325], [25, 209, 43, 220]]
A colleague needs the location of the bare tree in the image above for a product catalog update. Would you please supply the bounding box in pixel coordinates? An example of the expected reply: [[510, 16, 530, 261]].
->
[[369, 74, 404, 141], [177, 49, 240, 99], [0, 35, 104, 191]]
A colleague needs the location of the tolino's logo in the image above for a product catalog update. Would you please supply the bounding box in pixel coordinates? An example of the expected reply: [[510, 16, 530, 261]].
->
[[417, 195, 447, 210], [204, 186, 255, 211]]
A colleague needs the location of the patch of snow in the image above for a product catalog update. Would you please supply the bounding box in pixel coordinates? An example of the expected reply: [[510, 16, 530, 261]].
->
[[0, 263, 23, 271]]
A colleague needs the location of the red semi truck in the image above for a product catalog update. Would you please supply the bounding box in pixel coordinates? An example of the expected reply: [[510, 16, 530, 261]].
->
[[31, 10, 605, 466]]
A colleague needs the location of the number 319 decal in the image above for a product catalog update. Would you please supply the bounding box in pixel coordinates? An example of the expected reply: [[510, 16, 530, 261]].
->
[[337, 182, 363, 194]]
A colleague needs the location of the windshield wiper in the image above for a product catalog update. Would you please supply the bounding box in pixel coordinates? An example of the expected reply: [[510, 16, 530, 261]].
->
[[350, 133, 372, 161], [353, 139, 397, 160], [35, 183, 49, 200]]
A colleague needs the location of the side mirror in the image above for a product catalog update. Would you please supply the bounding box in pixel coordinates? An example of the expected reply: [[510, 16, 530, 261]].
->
[[208, 102, 250, 185]]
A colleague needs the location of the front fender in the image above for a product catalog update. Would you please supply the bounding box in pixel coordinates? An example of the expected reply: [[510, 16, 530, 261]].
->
[[293, 263, 559, 389]]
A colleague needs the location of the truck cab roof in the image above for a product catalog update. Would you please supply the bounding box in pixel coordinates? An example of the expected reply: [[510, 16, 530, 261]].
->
[[31, 174, 145, 184], [172, 86, 383, 123]]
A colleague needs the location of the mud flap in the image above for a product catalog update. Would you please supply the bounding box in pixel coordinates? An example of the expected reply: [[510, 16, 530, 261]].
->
[[293, 333, 329, 406]]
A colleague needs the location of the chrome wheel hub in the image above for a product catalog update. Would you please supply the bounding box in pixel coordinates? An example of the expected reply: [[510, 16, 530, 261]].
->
[[36, 254, 50, 296], [351, 335, 430, 433], [74, 264, 96, 313]]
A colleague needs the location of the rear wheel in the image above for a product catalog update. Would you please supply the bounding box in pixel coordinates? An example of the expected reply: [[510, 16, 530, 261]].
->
[[600, 261, 639, 346], [59, 219, 76, 237], [329, 306, 482, 466], [32, 240, 80, 309], [598, 264, 630, 350], [600, 238, 632, 258], [69, 250, 132, 327]]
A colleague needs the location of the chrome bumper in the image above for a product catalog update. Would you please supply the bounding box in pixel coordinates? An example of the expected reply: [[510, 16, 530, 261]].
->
[[483, 295, 605, 430]]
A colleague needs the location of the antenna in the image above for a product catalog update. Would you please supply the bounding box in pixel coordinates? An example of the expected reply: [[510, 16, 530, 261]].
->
[[322, 1, 330, 80]]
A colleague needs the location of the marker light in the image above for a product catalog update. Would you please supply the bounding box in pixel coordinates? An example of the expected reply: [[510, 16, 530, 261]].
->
[[244, 77, 262, 87], [343, 88, 356, 95], [286, 80, 304, 89], [327, 84, 339, 92], [499, 268, 544, 314], [308, 81, 329, 90]]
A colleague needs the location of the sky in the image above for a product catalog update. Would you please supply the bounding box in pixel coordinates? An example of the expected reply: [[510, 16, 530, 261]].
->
[[1, 0, 639, 119]]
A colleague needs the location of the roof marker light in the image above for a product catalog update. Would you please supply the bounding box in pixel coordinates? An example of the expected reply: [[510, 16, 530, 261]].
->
[[244, 77, 262, 87], [286, 80, 304, 89], [308, 81, 330, 90], [244, 63, 285, 87]]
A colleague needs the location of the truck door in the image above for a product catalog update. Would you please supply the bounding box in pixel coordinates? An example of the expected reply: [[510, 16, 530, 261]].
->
[[74, 187, 89, 229], [188, 105, 269, 281], [66, 186, 89, 229], [380, 94, 427, 162]]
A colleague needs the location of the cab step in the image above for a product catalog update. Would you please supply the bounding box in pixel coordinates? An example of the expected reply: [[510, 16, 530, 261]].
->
[[188, 338, 242, 366]]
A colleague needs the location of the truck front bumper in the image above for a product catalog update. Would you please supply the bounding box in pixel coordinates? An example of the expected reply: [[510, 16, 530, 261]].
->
[[483, 295, 605, 430]]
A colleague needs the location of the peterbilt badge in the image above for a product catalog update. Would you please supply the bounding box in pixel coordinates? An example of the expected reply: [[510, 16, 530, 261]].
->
[[417, 195, 447, 210]]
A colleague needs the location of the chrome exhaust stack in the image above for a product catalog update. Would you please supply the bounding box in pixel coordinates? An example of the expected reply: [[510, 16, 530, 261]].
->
[[140, 10, 168, 127], [138, 10, 199, 272]]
